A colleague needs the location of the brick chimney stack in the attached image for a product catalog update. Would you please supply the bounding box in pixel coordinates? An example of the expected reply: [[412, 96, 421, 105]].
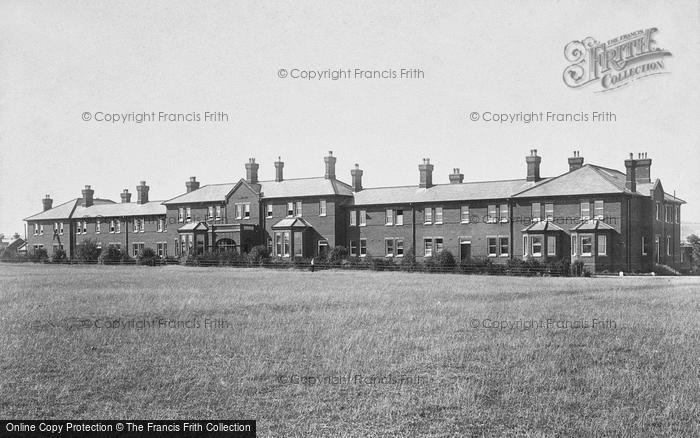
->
[[449, 168, 464, 184], [82, 185, 94, 207], [568, 150, 584, 171], [351, 163, 363, 192], [136, 181, 149, 204], [186, 176, 200, 193], [635, 152, 652, 183], [42, 194, 53, 211], [274, 157, 284, 182], [624, 153, 637, 192], [526, 149, 542, 182], [245, 158, 259, 184], [419, 158, 434, 188], [324, 151, 336, 179], [121, 189, 131, 203]]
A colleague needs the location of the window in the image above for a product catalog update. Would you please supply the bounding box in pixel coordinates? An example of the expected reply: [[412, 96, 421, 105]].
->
[[216, 205, 222, 220], [385, 209, 394, 225], [293, 232, 303, 257], [396, 209, 404, 226], [109, 220, 115, 233], [359, 210, 366, 226], [424, 207, 433, 224], [208, 206, 214, 220], [396, 239, 404, 257], [41, 224, 46, 235], [642, 236, 649, 255], [287, 202, 294, 217], [523, 235, 529, 256], [318, 240, 329, 256], [580, 202, 590, 220], [157, 242, 167, 258], [580, 235, 593, 256], [655, 202, 661, 221], [186, 208, 192, 223], [235, 204, 243, 219], [655, 236, 660, 262], [244, 203, 250, 219], [461, 206, 470, 223], [435, 238, 443, 253], [275, 232, 283, 256], [132, 242, 144, 257], [33, 224, 38, 235], [675, 206, 680, 224], [499, 237, 509, 257], [349, 210, 357, 226], [96, 219, 101, 233], [487, 237, 497, 257], [350, 240, 357, 256], [385, 239, 394, 257], [319, 200, 327, 216], [594, 200, 604, 220], [665, 205, 672, 223], [571, 235, 577, 256], [360, 239, 367, 257], [59, 222, 64, 235], [598, 235, 607, 256], [488, 205, 497, 223], [531, 236, 543, 257], [545, 203, 554, 221], [75, 222, 80, 234], [435, 207, 443, 224], [531, 203, 541, 222], [95, 242, 101, 250], [116, 220, 121, 233], [295, 201, 302, 217], [499, 204, 509, 223], [157, 218, 164, 232], [283, 231, 290, 257], [82, 221, 86, 233], [424, 238, 433, 257], [178, 208, 184, 223], [547, 236, 556, 256], [54, 222, 58, 234], [267, 204, 273, 218], [666, 236, 671, 256]]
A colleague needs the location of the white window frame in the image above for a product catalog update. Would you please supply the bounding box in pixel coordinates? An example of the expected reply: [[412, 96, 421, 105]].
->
[[571, 235, 577, 256], [396, 209, 404, 226], [488, 205, 497, 223], [216, 205, 222, 221], [424, 238, 433, 257], [666, 236, 671, 256], [580, 234, 593, 256], [460, 205, 470, 223], [675, 205, 680, 224], [208, 206, 214, 220], [116, 220, 121, 233], [435, 237, 444, 254], [287, 202, 294, 217], [359, 239, 367, 257], [531, 203, 540, 222], [186, 208, 192, 223], [59, 222, 64, 235], [435, 207, 443, 224], [641, 236, 648, 255], [545, 203, 554, 221], [594, 200, 604, 220], [580, 202, 590, 221], [547, 235, 556, 256], [295, 201, 302, 217], [40, 224, 45, 235], [523, 235, 529, 256], [424, 207, 433, 224], [244, 203, 251, 219], [598, 234, 607, 256], [487, 237, 498, 257], [385, 209, 394, 226], [96, 219, 101, 234], [178, 208, 184, 223], [499, 204, 509, 223], [267, 204, 273, 218], [359, 210, 366, 227], [349, 210, 357, 227], [33, 224, 38, 235], [350, 240, 357, 256], [319, 199, 327, 217], [385, 238, 394, 257], [499, 236, 509, 257], [235, 204, 243, 220], [531, 235, 543, 257], [396, 239, 404, 257]]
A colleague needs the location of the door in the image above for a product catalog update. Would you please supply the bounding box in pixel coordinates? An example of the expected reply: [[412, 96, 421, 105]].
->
[[460, 238, 472, 261]]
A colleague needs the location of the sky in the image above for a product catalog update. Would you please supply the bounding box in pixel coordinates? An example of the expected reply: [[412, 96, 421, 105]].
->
[[1, 0, 698, 238]]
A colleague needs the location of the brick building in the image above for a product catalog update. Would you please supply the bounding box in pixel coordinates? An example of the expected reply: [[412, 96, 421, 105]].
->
[[24, 150, 685, 273]]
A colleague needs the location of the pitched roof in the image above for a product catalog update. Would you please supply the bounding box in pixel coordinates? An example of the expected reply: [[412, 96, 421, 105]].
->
[[178, 222, 208, 231], [353, 179, 545, 205], [271, 218, 313, 229], [521, 221, 567, 232], [24, 199, 80, 221], [514, 165, 628, 198], [163, 177, 354, 205], [73, 201, 166, 218], [571, 219, 617, 231]]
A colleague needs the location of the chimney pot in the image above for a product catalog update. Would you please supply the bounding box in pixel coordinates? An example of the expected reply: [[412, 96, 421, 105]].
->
[[185, 176, 200, 193], [525, 150, 542, 182], [324, 151, 337, 179], [351, 163, 363, 192], [120, 189, 132, 203], [42, 195, 53, 211], [274, 157, 284, 182], [81, 185, 95, 207], [136, 181, 149, 204], [245, 158, 260, 184], [568, 151, 584, 171], [449, 168, 464, 184], [419, 158, 435, 188]]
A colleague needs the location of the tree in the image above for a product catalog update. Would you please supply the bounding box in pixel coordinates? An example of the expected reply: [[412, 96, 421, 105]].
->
[[75, 239, 101, 262], [687, 234, 700, 270]]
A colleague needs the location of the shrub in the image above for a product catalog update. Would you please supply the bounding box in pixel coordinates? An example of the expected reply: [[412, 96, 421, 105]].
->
[[327, 246, 348, 265], [51, 248, 67, 263], [248, 245, 270, 264], [400, 249, 418, 272], [99, 246, 124, 265], [75, 239, 100, 262], [434, 250, 456, 272], [138, 247, 158, 266], [31, 248, 49, 263], [570, 260, 586, 277]]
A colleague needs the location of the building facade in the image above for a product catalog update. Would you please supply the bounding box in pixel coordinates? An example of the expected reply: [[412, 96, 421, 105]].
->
[[24, 150, 686, 273]]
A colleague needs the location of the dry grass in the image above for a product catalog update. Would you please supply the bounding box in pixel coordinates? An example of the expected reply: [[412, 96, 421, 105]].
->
[[0, 264, 699, 436]]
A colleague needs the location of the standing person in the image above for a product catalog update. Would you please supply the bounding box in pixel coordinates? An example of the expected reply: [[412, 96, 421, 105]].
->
[[311, 257, 315, 273]]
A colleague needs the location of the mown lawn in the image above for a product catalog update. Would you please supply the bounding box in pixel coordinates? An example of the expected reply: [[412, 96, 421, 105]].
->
[[0, 264, 698, 436]]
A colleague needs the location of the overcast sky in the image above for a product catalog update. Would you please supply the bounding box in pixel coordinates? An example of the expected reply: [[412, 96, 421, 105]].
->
[[1, 0, 698, 238]]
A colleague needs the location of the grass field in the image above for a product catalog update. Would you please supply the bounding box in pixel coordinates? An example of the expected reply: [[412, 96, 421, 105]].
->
[[1, 264, 698, 437]]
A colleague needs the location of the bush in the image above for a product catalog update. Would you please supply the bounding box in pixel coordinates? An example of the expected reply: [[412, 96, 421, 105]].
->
[[248, 245, 270, 264], [400, 249, 418, 272], [75, 239, 100, 262], [31, 248, 49, 263], [327, 246, 348, 265], [51, 248, 67, 263], [99, 246, 124, 265], [434, 250, 456, 272], [570, 260, 586, 277], [138, 247, 158, 266]]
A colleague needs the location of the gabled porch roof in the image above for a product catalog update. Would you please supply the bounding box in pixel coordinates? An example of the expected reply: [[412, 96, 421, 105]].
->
[[570, 219, 616, 232], [271, 217, 313, 229], [521, 221, 566, 233]]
